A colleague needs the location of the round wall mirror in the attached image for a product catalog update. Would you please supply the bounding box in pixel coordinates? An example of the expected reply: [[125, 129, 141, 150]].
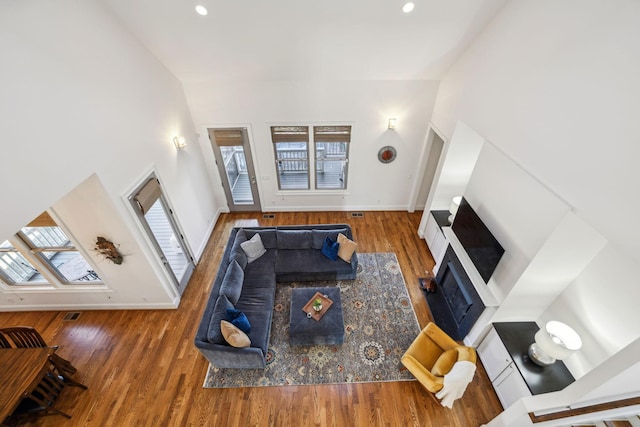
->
[[378, 146, 397, 163]]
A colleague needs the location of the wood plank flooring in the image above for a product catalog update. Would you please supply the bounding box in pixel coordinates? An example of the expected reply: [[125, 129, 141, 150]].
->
[[0, 211, 502, 426]]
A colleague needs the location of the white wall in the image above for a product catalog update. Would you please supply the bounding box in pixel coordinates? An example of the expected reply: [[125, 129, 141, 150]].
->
[[431, 0, 640, 265], [0, 1, 219, 308], [184, 79, 439, 211], [429, 0, 640, 420], [429, 121, 484, 211]]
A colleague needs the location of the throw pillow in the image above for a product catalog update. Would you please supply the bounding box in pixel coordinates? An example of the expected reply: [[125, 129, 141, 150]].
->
[[431, 348, 459, 377], [220, 260, 244, 305], [220, 320, 251, 348], [321, 236, 339, 261], [311, 228, 347, 249], [226, 308, 251, 333], [240, 232, 267, 263], [337, 233, 357, 263]]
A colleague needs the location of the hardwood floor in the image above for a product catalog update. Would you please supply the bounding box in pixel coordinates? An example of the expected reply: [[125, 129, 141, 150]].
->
[[0, 211, 502, 426]]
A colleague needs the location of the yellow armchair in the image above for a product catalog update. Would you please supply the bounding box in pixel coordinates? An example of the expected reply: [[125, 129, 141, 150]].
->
[[401, 322, 477, 399]]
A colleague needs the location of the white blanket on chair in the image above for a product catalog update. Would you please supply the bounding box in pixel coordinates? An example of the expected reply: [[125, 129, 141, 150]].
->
[[435, 360, 476, 408]]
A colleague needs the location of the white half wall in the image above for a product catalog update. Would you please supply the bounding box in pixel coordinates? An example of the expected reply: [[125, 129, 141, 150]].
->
[[0, 0, 220, 308], [429, 0, 640, 419]]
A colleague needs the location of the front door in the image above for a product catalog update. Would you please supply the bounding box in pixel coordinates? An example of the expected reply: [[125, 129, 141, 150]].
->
[[208, 128, 261, 212]]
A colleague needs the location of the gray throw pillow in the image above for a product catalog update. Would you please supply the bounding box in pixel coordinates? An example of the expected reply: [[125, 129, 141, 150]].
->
[[240, 233, 267, 263]]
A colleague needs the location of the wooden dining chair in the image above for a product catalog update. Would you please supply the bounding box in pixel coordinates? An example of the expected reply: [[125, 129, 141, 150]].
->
[[5, 361, 72, 423], [0, 326, 78, 375], [0, 331, 11, 348]]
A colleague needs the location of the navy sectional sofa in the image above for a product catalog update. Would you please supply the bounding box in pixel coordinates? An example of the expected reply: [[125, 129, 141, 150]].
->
[[194, 224, 358, 369]]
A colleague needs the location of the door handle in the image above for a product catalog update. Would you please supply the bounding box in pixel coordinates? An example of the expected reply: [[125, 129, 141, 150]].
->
[[251, 176, 256, 184]]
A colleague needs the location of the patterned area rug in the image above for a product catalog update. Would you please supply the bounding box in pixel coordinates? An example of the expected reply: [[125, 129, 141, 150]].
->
[[204, 252, 421, 388]]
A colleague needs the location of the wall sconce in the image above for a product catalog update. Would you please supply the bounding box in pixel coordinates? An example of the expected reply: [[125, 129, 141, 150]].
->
[[388, 118, 397, 130], [448, 196, 462, 224], [528, 321, 582, 366], [173, 136, 187, 150]]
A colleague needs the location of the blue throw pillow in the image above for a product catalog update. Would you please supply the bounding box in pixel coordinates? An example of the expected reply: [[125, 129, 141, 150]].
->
[[226, 308, 251, 334], [321, 236, 340, 261]]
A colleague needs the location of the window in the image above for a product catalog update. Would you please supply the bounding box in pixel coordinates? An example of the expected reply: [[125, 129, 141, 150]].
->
[[314, 126, 350, 190], [0, 241, 47, 285], [271, 125, 351, 190], [0, 212, 101, 287], [271, 126, 310, 190]]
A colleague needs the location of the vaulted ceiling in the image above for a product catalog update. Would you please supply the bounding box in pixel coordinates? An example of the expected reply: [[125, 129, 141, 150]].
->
[[102, 0, 507, 82]]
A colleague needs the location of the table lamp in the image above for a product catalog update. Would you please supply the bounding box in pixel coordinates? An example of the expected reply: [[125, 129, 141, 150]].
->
[[448, 196, 462, 224], [528, 321, 582, 366]]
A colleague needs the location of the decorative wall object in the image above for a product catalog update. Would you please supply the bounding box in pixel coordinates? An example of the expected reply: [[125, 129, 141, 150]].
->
[[95, 236, 124, 265], [378, 146, 397, 163]]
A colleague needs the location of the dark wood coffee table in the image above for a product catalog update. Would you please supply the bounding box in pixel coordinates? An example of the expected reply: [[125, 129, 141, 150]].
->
[[289, 287, 344, 346]]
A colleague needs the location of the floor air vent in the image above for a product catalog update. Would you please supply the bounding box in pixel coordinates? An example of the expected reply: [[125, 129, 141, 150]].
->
[[263, 213, 275, 219], [351, 212, 364, 217], [63, 312, 81, 321]]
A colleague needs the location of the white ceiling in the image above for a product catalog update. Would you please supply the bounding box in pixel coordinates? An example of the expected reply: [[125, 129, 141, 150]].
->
[[102, 0, 507, 82]]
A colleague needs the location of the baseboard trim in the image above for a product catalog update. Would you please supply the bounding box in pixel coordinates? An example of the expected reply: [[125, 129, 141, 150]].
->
[[265, 205, 409, 212], [194, 208, 225, 261], [0, 302, 179, 312]]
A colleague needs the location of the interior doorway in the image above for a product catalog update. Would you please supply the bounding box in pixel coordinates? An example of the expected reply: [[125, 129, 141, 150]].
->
[[415, 130, 445, 210], [208, 128, 262, 212], [128, 174, 195, 295]]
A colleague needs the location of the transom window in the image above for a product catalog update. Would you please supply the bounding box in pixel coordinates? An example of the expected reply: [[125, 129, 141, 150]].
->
[[271, 125, 351, 190], [0, 212, 101, 287]]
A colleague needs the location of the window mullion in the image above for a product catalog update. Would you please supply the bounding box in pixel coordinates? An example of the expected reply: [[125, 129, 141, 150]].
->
[[31, 246, 76, 253], [9, 236, 64, 286], [308, 137, 315, 190]]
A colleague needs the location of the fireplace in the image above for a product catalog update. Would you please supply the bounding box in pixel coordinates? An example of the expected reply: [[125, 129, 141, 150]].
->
[[424, 245, 485, 340]]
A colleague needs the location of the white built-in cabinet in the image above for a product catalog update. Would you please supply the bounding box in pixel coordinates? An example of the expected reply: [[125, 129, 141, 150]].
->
[[477, 327, 531, 409], [425, 211, 448, 272]]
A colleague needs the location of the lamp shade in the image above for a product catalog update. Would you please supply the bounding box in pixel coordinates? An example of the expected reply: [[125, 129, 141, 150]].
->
[[447, 196, 463, 224], [534, 321, 582, 360], [449, 196, 462, 215]]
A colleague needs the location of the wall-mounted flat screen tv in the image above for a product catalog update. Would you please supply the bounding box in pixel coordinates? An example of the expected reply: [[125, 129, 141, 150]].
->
[[451, 197, 505, 283]]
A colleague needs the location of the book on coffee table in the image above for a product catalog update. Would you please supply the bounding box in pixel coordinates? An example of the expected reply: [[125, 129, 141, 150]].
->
[[302, 292, 333, 321]]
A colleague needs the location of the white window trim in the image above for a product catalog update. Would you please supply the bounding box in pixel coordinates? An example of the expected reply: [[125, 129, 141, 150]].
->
[[0, 213, 107, 291], [271, 123, 353, 193]]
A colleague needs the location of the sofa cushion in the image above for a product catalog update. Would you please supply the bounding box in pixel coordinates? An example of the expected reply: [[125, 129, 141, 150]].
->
[[207, 294, 235, 344], [277, 230, 312, 249], [241, 233, 267, 263], [226, 308, 251, 333], [245, 229, 277, 249], [243, 249, 277, 278], [235, 287, 275, 354], [230, 229, 248, 269], [431, 348, 458, 377], [321, 236, 339, 261], [220, 260, 244, 305], [276, 249, 355, 276], [337, 233, 357, 263], [220, 320, 251, 348], [312, 228, 348, 250]]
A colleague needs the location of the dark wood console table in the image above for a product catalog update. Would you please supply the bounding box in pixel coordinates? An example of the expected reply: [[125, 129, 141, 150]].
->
[[494, 322, 575, 395]]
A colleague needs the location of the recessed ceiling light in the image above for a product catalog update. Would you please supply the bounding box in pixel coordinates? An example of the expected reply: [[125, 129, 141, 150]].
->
[[195, 5, 208, 16], [402, 2, 415, 13]]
